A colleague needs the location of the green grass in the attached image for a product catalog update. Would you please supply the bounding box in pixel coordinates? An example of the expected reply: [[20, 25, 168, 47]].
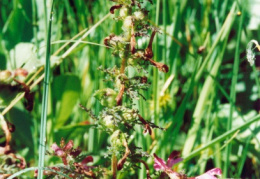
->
[[1, 0, 260, 178]]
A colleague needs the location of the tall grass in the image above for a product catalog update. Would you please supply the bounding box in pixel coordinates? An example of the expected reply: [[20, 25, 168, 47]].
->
[[0, 0, 260, 178]]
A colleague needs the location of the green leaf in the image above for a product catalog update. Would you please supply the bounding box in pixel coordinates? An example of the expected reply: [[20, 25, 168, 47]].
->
[[52, 74, 81, 127], [2, 0, 32, 50], [54, 123, 93, 141]]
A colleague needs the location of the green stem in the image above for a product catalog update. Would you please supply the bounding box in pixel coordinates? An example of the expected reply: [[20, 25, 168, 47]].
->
[[32, 0, 39, 57], [153, 0, 160, 137], [224, 3, 244, 177], [37, 1, 54, 179]]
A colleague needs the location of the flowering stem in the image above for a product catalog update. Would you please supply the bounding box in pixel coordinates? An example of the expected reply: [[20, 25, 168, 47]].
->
[[112, 154, 117, 179], [120, 57, 126, 73], [117, 139, 130, 170], [116, 58, 127, 106]]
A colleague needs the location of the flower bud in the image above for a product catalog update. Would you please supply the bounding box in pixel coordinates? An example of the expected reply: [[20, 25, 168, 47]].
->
[[0, 70, 13, 84]]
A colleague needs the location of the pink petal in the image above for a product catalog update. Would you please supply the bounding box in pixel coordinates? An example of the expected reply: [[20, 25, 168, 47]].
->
[[195, 168, 222, 179], [81, 156, 94, 171], [81, 156, 94, 165], [51, 143, 65, 157], [64, 140, 74, 151], [167, 150, 183, 168], [153, 153, 168, 171]]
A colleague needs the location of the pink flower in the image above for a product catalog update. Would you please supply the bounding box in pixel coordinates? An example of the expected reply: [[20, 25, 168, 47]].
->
[[51, 143, 66, 157], [81, 156, 94, 170], [193, 168, 222, 179], [154, 151, 222, 179], [153, 151, 183, 178], [51, 139, 81, 165]]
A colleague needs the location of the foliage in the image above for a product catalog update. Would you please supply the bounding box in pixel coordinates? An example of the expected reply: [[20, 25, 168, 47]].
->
[[0, 0, 260, 178]]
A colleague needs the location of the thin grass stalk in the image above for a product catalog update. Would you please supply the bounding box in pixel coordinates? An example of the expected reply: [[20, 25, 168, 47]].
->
[[163, 0, 167, 66], [195, 2, 236, 82], [168, 1, 180, 75], [43, 0, 48, 40], [198, 94, 215, 174], [37, 1, 54, 178], [31, 0, 39, 57], [153, 0, 160, 136], [236, 135, 252, 177], [224, 4, 244, 177]]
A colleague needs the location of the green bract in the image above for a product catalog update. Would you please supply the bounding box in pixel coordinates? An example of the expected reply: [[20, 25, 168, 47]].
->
[[110, 130, 126, 150], [93, 88, 117, 107]]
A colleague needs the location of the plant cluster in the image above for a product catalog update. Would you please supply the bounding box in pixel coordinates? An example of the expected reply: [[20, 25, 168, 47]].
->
[[34, 0, 223, 178], [0, 0, 231, 178], [88, 0, 169, 177]]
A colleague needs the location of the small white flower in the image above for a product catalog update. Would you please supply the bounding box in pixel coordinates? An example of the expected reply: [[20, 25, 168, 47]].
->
[[246, 39, 260, 66], [247, 48, 255, 66], [103, 115, 114, 128], [123, 16, 133, 29], [134, 11, 145, 21], [120, 6, 128, 18]]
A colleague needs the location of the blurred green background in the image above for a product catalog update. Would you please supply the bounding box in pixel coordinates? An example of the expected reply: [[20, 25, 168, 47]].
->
[[1, 0, 260, 178]]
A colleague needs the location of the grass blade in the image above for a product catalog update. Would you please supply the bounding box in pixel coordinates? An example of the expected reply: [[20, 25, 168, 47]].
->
[[224, 3, 245, 177], [37, 1, 54, 178]]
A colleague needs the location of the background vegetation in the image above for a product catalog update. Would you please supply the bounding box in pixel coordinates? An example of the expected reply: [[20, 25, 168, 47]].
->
[[1, 0, 260, 178]]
